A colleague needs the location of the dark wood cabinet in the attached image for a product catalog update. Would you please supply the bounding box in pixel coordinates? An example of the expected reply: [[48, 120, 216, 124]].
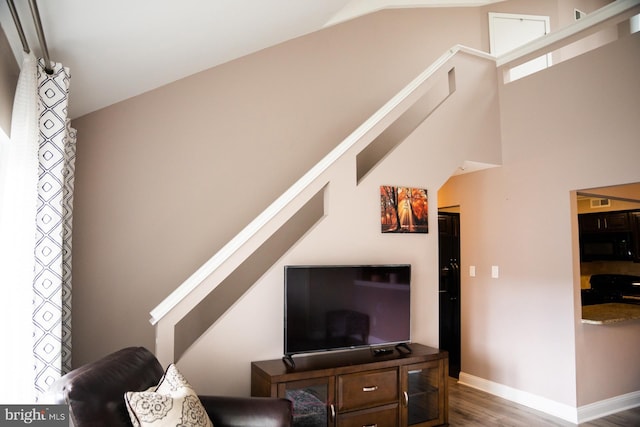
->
[[251, 344, 448, 427], [279, 377, 336, 426], [632, 212, 640, 263], [401, 360, 447, 427], [578, 210, 640, 262], [438, 212, 460, 379], [579, 211, 631, 233], [437, 214, 459, 237]]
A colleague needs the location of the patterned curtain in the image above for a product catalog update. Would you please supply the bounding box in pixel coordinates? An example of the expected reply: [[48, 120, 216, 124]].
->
[[32, 59, 76, 397]]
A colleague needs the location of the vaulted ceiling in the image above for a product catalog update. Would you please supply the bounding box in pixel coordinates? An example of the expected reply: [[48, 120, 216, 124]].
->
[[0, 0, 503, 118]]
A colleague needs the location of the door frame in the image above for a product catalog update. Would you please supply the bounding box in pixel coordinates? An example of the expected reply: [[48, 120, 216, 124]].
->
[[488, 12, 551, 81]]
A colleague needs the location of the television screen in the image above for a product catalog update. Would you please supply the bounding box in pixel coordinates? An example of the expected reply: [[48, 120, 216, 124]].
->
[[284, 264, 411, 356]]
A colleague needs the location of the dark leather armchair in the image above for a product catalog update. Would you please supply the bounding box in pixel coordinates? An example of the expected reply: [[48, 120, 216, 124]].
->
[[43, 347, 292, 427]]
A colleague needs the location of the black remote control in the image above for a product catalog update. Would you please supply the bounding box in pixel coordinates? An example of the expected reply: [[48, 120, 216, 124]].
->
[[372, 348, 393, 356]]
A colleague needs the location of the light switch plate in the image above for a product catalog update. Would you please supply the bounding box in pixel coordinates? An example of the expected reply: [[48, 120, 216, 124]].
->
[[469, 266, 476, 277], [491, 265, 499, 278]]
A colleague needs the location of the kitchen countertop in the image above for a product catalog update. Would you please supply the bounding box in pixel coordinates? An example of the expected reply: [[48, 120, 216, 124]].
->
[[582, 303, 640, 324]]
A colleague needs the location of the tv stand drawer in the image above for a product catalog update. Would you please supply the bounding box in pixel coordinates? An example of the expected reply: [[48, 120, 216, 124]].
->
[[338, 368, 398, 411], [338, 404, 398, 427]]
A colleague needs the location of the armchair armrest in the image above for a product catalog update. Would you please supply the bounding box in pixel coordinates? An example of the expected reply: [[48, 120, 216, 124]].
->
[[199, 395, 292, 427]]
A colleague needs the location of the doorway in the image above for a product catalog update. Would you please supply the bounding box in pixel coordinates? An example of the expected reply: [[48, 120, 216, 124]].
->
[[438, 210, 461, 378], [489, 12, 551, 81]]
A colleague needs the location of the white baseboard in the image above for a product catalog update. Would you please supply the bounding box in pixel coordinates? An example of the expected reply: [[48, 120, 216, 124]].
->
[[577, 389, 640, 423], [457, 372, 640, 424]]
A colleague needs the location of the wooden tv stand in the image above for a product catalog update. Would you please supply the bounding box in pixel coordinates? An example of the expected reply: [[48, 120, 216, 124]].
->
[[251, 343, 448, 426]]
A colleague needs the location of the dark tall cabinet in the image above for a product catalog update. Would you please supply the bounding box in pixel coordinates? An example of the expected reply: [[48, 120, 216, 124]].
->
[[438, 212, 461, 378]]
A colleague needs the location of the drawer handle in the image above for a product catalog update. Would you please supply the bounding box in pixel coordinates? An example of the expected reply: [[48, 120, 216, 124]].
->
[[362, 385, 378, 392], [363, 424, 378, 427]]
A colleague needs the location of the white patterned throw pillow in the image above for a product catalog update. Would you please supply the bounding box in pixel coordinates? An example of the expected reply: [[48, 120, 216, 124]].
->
[[125, 364, 213, 427]]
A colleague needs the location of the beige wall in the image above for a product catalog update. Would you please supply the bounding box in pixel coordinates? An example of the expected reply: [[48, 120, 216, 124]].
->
[[441, 31, 640, 407], [65, 0, 635, 418], [176, 47, 502, 396], [71, 0, 592, 371], [71, 6, 489, 366]]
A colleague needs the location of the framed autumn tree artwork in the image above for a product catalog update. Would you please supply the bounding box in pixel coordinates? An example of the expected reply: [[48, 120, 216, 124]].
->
[[380, 186, 428, 233]]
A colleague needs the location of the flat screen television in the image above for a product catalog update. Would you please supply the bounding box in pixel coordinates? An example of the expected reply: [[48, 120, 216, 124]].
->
[[284, 264, 411, 356]]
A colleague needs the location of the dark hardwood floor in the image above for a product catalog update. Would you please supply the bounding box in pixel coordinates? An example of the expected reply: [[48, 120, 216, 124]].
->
[[448, 377, 640, 426]]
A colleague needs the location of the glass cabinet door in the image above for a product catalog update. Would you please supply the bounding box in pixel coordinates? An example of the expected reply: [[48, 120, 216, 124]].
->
[[401, 360, 446, 427], [279, 377, 336, 427]]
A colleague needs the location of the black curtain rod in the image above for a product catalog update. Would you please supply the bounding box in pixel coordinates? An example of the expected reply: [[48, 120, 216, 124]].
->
[[6, 0, 54, 74]]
